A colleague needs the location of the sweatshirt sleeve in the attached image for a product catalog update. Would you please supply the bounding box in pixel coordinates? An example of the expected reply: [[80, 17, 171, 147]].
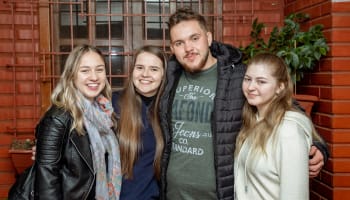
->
[[278, 119, 311, 200]]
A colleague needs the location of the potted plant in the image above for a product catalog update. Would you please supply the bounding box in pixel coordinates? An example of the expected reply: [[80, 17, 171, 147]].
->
[[240, 13, 329, 115], [9, 138, 35, 175]]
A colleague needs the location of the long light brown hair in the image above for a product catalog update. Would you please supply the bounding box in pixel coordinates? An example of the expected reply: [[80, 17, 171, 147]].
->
[[117, 46, 167, 179], [235, 53, 323, 157], [51, 44, 115, 135]]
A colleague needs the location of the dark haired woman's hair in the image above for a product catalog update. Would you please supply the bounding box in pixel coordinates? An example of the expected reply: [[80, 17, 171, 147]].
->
[[117, 46, 167, 180]]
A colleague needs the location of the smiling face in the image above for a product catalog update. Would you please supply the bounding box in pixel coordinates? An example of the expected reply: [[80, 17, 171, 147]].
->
[[170, 20, 216, 73], [242, 63, 284, 117], [74, 51, 106, 102], [132, 52, 164, 97]]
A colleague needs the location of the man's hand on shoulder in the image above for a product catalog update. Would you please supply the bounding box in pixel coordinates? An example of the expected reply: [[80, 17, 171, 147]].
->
[[309, 145, 324, 178]]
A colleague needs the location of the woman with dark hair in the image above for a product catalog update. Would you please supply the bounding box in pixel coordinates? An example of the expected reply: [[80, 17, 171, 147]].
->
[[112, 46, 167, 200]]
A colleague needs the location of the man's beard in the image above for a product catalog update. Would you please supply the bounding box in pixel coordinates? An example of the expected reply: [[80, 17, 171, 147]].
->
[[182, 50, 209, 73]]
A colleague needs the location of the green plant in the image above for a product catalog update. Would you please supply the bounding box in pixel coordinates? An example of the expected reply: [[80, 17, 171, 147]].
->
[[240, 13, 329, 84], [10, 138, 35, 150]]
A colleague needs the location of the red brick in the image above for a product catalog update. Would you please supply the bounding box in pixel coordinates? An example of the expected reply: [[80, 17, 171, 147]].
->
[[318, 114, 350, 129], [0, 171, 15, 185], [14, 71, 40, 81], [0, 41, 13, 53], [334, 188, 350, 200], [0, 54, 14, 67], [259, 1, 282, 11], [331, 29, 350, 43], [333, 116, 350, 129], [16, 107, 41, 120], [0, 148, 11, 159], [333, 15, 350, 28], [16, 81, 36, 94], [0, 95, 14, 106], [13, 119, 37, 131], [319, 170, 333, 186], [331, 131, 350, 146], [292, 0, 329, 14], [0, 82, 14, 93], [0, 108, 14, 121], [295, 86, 320, 97], [331, 44, 350, 57], [0, 158, 14, 171], [0, 29, 13, 39], [332, 2, 350, 12], [0, 0, 11, 11], [317, 101, 332, 113], [15, 41, 39, 53], [328, 158, 350, 173], [16, 29, 39, 40], [14, 14, 38, 25], [253, 13, 281, 23], [0, 14, 13, 25], [320, 1, 332, 16], [312, 15, 332, 29], [310, 178, 333, 200], [309, 73, 332, 85], [321, 58, 350, 71], [234, 1, 253, 12], [0, 121, 15, 133], [331, 144, 350, 158], [303, 5, 322, 19], [15, 94, 40, 106], [332, 101, 350, 114], [318, 100, 350, 114], [332, 73, 350, 86], [0, 133, 14, 146], [332, 174, 350, 189], [320, 87, 350, 100], [15, 2, 38, 13]]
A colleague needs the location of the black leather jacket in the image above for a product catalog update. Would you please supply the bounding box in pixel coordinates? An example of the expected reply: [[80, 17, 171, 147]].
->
[[34, 106, 95, 200]]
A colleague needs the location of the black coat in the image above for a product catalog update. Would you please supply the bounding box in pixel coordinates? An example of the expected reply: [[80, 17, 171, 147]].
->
[[159, 41, 246, 200], [34, 106, 95, 200]]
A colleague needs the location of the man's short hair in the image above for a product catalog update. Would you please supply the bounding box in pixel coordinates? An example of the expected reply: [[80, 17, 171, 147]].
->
[[168, 7, 208, 32]]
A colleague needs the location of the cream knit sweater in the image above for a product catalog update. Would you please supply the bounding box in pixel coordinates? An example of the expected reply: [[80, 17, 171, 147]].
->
[[234, 111, 313, 200]]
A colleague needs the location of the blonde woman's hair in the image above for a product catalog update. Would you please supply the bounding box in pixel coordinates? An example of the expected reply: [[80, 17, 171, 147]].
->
[[50, 44, 115, 135], [235, 53, 324, 157], [117, 46, 167, 180]]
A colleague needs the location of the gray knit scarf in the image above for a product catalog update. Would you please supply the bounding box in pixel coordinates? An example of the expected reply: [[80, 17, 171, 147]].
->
[[78, 93, 122, 200]]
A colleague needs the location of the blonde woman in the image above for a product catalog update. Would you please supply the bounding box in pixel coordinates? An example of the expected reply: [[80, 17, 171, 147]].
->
[[34, 45, 122, 199], [234, 53, 325, 200]]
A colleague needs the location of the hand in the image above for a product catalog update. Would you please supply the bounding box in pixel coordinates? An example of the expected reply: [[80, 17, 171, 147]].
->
[[31, 145, 36, 161], [309, 145, 324, 178]]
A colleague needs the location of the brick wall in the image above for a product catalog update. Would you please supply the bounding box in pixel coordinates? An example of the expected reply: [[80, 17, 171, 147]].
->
[[284, 0, 350, 199], [222, 0, 284, 48], [223, 0, 350, 199], [0, 1, 40, 198]]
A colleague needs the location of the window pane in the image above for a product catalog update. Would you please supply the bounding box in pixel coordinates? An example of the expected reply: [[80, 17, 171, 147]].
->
[[96, 0, 124, 39], [98, 46, 125, 88], [59, 1, 88, 38], [145, 1, 170, 40]]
